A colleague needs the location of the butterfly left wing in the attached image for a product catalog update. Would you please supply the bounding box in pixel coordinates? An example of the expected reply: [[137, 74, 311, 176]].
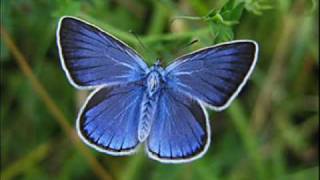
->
[[146, 88, 210, 163], [57, 16, 148, 89], [165, 40, 258, 110], [77, 83, 144, 154]]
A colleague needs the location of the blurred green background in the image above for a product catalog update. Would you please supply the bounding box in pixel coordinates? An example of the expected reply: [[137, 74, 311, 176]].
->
[[1, 0, 319, 179]]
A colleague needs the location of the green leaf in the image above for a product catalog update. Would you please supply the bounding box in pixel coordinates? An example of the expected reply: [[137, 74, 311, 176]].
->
[[209, 22, 234, 43]]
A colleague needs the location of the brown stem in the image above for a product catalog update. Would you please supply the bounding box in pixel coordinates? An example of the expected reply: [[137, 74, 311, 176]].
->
[[0, 26, 113, 180]]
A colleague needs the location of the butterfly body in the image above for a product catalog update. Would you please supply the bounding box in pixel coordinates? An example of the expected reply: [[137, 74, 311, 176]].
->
[[57, 16, 258, 163], [137, 60, 168, 141]]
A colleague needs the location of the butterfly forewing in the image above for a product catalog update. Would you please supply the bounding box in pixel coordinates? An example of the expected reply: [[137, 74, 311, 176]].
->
[[165, 41, 258, 110], [57, 16, 148, 89]]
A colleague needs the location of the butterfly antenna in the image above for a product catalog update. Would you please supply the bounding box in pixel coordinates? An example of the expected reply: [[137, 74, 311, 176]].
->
[[129, 30, 148, 51], [129, 30, 159, 63], [182, 39, 199, 50], [167, 39, 199, 65]]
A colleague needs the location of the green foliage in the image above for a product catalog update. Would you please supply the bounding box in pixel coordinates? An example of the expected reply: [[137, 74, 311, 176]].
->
[[206, 0, 245, 43], [1, 0, 318, 180], [244, 0, 273, 15]]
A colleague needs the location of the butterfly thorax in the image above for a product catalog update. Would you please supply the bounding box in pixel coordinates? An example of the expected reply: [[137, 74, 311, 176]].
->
[[146, 71, 161, 97]]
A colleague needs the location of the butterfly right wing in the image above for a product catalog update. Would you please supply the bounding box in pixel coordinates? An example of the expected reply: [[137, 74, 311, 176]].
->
[[57, 16, 148, 89], [165, 41, 258, 111], [77, 83, 144, 154]]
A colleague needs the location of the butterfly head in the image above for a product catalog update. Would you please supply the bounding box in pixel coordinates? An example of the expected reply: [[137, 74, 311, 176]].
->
[[149, 59, 164, 72], [154, 59, 161, 66]]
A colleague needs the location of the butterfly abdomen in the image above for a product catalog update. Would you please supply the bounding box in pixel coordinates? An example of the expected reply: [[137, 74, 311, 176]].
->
[[138, 93, 159, 142]]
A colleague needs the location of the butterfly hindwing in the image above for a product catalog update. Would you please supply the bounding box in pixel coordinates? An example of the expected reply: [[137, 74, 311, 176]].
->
[[77, 83, 144, 154], [57, 16, 148, 89], [165, 41, 258, 110], [146, 88, 210, 163]]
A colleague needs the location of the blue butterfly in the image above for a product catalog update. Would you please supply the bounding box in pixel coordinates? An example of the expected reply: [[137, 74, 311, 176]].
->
[[57, 16, 258, 163]]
